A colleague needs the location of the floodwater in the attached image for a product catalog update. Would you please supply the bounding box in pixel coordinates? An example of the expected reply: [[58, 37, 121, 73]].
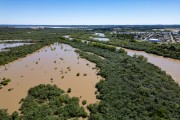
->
[[92, 37, 109, 42], [95, 33, 105, 37], [123, 48, 180, 84], [90, 33, 110, 42], [0, 43, 32, 52], [63, 35, 74, 40], [0, 40, 32, 43], [0, 43, 101, 114]]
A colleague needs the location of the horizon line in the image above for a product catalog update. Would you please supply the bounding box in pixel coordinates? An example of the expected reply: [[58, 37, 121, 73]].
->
[[1, 24, 180, 26]]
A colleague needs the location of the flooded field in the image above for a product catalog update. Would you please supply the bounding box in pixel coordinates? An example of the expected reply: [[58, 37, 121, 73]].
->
[[0, 40, 32, 43], [92, 37, 109, 41], [63, 35, 74, 40], [90, 33, 110, 42], [0, 43, 101, 114], [124, 48, 180, 84], [0, 43, 32, 52], [95, 33, 105, 37]]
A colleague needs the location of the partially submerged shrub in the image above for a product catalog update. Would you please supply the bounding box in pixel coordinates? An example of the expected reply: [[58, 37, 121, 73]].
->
[[67, 88, 71, 93], [82, 100, 87, 105], [76, 73, 80, 76]]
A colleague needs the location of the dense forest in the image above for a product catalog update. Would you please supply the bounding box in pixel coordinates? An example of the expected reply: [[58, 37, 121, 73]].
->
[[0, 84, 87, 120], [0, 27, 85, 40], [59, 39, 180, 119], [1, 28, 180, 119]]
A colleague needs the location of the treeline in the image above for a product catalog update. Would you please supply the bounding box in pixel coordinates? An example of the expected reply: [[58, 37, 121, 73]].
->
[[57, 27, 180, 60], [0, 27, 84, 40], [104, 37, 180, 59], [59, 39, 180, 119], [0, 40, 59, 65], [89, 42, 127, 54], [121, 41, 180, 59], [0, 84, 87, 120], [112, 34, 135, 41]]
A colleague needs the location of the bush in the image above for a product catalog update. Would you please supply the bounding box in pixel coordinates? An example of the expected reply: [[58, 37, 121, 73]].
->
[[0, 78, 11, 86], [82, 100, 87, 105], [76, 73, 80, 76], [133, 54, 148, 62], [67, 88, 72, 93]]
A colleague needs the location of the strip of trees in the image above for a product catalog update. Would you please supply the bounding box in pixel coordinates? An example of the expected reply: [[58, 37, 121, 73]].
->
[[60, 39, 180, 119], [108, 35, 180, 59]]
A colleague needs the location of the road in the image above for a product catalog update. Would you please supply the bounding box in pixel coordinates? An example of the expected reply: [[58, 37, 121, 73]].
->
[[170, 32, 176, 43]]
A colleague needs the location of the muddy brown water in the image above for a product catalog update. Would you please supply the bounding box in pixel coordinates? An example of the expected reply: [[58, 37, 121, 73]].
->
[[0, 43, 101, 114], [84, 39, 180, 84], [123, 48, 180, 83]]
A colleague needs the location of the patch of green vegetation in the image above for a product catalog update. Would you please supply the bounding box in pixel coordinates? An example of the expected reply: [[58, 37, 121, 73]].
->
[[0, 84, 87, 120], [82, 100, 87, 105], [0, 109, 11, 120], [60, 39, 180, 119], [0, 28, 69, 66], [106, 35, 180, 59], [121, 42, 180, 59], [133, 54, 148, 62], [0, 40, 58, 66], [0, 78, 11, 86]]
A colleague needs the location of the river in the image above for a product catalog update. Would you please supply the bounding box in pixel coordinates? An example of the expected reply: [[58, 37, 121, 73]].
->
[[123, 48, 180, 84], [83, 38, 180, 84]]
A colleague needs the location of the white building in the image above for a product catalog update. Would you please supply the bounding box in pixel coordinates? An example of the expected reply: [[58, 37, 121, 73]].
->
[[148, 38, 161, 42]]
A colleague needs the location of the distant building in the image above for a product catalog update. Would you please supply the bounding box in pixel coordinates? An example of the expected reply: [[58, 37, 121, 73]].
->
[[148, 38, 161, 42]]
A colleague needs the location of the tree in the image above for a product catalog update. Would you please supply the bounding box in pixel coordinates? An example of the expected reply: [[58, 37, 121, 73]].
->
[[82, 100, 87, 105]]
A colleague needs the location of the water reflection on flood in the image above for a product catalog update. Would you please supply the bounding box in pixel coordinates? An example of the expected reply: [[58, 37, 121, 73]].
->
[[0, 43, 32, 52], [90, 33, 110, 41], [0, 43, 101, 114]]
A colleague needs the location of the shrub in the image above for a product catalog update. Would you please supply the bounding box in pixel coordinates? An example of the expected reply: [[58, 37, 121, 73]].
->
[[67, 88, 71, 93], [0, 78, 11, 86], [82, 100, 87, 105], [76, 73, 80, 76]]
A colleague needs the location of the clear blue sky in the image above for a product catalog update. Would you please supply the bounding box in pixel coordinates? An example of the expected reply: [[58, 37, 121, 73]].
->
[[0, 0, 180, 25]]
